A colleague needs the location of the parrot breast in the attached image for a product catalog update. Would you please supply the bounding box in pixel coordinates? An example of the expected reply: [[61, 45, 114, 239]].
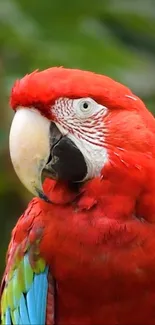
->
[[38, 168, 155, 325]]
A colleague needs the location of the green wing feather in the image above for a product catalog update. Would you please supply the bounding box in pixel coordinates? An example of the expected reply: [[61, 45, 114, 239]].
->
[[1, 234, 49, 325]]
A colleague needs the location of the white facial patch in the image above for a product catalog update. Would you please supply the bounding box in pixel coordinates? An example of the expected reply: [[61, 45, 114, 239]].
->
[[52, 97, 108, 180], [67, 132, 108, 180]]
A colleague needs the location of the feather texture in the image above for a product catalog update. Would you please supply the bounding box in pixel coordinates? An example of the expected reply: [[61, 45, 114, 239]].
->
[[1, 253, 48, 325], [3, 67, 155, 324], [0, 199, 55, 325]]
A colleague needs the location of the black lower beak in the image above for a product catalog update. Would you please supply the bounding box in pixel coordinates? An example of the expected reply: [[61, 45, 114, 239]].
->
[[43, 122, 87, 183]]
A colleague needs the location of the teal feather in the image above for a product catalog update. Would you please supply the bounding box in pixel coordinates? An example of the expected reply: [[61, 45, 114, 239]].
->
[[5, 308, 11, 325], [27, 282, 38, 324], [19, 293, 30, 325], [36, 267, 48, 324], [1, 252, 49, 325]]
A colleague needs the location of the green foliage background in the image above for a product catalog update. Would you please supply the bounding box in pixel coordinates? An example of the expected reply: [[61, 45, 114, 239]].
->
[[0, 0, 155, 276]]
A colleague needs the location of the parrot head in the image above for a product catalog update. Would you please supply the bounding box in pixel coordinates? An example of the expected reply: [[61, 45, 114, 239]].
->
[[9, 67, 155, 202]]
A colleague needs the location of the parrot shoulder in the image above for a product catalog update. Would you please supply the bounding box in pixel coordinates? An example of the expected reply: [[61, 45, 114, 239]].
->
[[0, 198, 55, 325]]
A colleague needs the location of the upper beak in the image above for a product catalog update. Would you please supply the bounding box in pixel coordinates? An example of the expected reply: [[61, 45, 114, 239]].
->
[[9, 108, 51, 201]]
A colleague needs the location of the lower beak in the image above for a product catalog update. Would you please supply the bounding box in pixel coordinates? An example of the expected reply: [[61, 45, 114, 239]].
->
[[9, 108, 53, 202]]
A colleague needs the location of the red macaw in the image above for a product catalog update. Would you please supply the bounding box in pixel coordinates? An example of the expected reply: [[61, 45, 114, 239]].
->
[[1, 67, 155, 325]]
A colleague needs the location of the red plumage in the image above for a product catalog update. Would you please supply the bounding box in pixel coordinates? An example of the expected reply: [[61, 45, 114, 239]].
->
[[4, 67, 155, 324], [11, 67, 143, 114]]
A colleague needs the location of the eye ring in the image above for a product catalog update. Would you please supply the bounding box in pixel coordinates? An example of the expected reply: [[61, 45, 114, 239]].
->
[[79, 100, 93, 113], [74, 97, 107, 119]]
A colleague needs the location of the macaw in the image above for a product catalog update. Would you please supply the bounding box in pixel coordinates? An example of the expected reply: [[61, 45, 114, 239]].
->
[[1, 67, 155, 325]]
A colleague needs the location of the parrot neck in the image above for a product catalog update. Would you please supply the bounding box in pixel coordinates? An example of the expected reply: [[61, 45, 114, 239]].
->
[[42, 150, 155, 223], [42, 178, 81, 204]]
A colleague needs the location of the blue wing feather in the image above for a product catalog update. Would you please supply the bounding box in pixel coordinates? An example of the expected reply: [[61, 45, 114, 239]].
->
[[19, 293, 30, 325], [27, 284, 37, 324], [5, 308, 11, 325], [1, 255, 49, 325], [23, 267, 48, 325], [0, 211, 55, 325], [38, 268, 48, 324]]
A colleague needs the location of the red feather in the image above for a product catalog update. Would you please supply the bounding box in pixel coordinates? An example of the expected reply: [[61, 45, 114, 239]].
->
[[10, 67, 145, 115], [4, 67, 155, 324]]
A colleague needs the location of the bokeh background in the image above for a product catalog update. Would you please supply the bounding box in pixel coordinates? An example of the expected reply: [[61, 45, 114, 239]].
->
[[0, 0, 155, 277]]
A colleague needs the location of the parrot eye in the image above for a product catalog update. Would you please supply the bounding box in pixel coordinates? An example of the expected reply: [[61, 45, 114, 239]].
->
[[83, 102, 88, 109], [81, 101, 90, 110], [74, 97, 102, 119], [79, 99, 93, 114], [74, 97, 107, 119]]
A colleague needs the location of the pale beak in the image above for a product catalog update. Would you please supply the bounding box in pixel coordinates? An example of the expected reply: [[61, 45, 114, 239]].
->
[[9, 107, 51, 201]]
